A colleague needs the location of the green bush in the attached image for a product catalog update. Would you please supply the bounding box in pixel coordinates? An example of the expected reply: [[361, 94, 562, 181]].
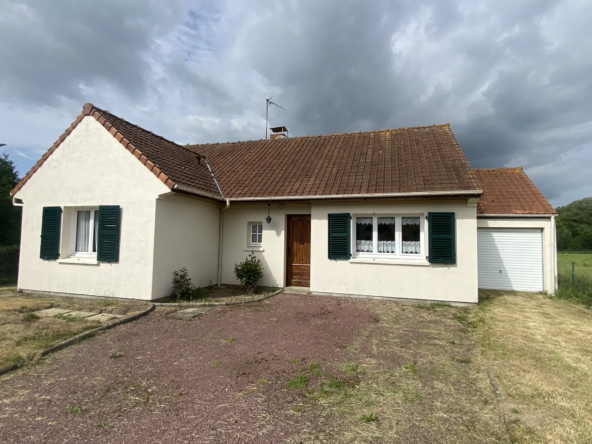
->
[[234, 253, 264, 294], [172, 268, 196, 301]]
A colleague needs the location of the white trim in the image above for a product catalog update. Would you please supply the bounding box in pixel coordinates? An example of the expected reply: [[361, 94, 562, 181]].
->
[[247, 222, 263, 247], [349, 258, 430, 266], [352, 214, 425, 260], [244, 248, 264, 252], [68, 207, 99, 259], [57, 258, 99, 266], [230, 190, 483, 202], [477, 214, 554, 218]]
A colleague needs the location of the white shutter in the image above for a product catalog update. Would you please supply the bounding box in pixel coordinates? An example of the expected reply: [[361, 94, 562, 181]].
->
[[478, 228, 544, 292]]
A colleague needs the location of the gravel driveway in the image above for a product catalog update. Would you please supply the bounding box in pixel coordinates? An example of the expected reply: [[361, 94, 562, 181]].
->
[[0, 293, 506, 443]]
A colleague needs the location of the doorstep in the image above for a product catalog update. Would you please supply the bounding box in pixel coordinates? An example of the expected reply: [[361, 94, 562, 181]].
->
[[283, 286, 310, 295]]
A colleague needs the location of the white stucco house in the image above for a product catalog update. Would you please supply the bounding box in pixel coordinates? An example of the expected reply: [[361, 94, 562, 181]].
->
[[10, 103, 557, 303]]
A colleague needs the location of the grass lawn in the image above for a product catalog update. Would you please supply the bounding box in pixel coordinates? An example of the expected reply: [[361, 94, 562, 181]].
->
[[0, 290, 149, 368], [476, 290, 592, 443], [556, 252, 592, 306]]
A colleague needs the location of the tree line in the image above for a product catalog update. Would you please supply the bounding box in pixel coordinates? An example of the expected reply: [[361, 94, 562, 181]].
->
[[556, 197, 592, 251], [0, 152, 21, 284]]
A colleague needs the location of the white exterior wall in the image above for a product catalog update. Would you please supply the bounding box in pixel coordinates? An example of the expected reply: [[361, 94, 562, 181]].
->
[[311, 200, 479, 303], [477, 217, 556, 293], [152, 194, 221, 299], [15, 116, 169, 300], [220, 203, 311, 287]]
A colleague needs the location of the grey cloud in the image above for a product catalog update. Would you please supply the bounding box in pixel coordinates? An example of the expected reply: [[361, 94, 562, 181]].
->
[[1, 0, 591, 206]]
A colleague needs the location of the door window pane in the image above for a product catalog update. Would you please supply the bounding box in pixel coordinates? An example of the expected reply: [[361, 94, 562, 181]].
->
[[75, 211, 91, 252], [402, 217, 420, 254], [356, 217, 373, 252], [378, 217, 396, 253]]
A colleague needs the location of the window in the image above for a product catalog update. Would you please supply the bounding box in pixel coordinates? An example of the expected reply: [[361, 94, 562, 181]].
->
[[71, 208, 99, 257], [354, 215, 423, 258], [249, 223, 263, 246]]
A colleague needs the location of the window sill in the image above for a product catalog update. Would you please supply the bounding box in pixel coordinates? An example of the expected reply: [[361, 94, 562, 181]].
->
[[58, 258, 99, 266], [244, 247, 264, 252], [349, 258, 430, 267]]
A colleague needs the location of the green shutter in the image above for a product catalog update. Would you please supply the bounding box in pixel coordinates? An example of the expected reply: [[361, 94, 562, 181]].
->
[[40, 207, 61, 260], [328, 213, 351, 260], [428, 212, 456, 264], [97, 206, 121, 263]]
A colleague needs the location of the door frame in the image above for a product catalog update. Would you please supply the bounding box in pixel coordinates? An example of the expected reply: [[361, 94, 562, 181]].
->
[[284, 214, 312, 287]]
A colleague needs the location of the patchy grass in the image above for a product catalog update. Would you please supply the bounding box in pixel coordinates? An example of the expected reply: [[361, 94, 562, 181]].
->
[[0, 291, 148, 368], [287, 301, 506, 443], [556, 252, 592, 307], [476, 290, 592, 443]]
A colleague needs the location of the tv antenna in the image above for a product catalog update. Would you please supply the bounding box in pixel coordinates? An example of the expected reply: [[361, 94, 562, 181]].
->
[[266, 97, 287, 139]]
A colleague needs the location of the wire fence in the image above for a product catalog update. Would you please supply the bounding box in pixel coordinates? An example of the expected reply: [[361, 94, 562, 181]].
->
[[557, 256, 592, 307]]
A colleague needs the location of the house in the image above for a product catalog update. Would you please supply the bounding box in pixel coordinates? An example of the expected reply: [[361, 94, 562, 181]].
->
[[10, 103, 557, 303]]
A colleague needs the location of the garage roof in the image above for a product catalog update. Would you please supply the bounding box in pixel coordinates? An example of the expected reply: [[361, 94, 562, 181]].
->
[[474, 167, 556, 215]]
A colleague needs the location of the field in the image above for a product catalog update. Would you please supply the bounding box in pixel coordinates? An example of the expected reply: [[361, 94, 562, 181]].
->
[[556, 252, 592, 306]]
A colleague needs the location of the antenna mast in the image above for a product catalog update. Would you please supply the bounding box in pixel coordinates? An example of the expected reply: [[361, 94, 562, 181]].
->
[[266, 97, 287, 139]]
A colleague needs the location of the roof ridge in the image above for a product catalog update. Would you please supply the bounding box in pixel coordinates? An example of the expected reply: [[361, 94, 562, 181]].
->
[[86, 103, 209, 159], [473, 166, 524, 172], [186, 123, 452, 147]]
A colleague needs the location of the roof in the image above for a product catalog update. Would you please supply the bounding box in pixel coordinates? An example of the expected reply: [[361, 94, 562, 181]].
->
[[474, 167, 556, 215], [187, 124, 481, 199], [12, 104, 482, 201], [11, 104, 223, 199]]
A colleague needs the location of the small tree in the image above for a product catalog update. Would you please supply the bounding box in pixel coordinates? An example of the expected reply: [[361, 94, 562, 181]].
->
[[172, 268, 196, 301], [234, 253, 264, 294]]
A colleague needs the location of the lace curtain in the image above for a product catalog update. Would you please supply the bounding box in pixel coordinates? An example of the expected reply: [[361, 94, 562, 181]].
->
[[402, 216, 420, 254], [76, 211, 91, 252], [402, 241, 420, 254], [356, 217, 373, 252], [402, 217, 420, 226]]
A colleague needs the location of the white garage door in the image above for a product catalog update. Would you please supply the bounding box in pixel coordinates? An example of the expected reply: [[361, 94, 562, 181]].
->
[[478, 228, 544, 292]]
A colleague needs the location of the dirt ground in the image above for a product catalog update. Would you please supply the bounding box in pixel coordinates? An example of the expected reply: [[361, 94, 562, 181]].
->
[[0, 293, 506, 443], [0, 291, 149, 368]]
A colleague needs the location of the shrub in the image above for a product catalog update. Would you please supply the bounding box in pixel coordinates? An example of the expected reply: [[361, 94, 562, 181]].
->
[[234, 253, 264, 294], [172, 268, 196, 301]]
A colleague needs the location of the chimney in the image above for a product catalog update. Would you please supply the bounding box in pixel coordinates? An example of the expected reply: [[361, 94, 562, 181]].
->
[[270, 126, 289, 140]]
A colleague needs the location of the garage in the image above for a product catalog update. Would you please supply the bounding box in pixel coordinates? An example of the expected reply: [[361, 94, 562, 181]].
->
[[477, 228, 544, 292]]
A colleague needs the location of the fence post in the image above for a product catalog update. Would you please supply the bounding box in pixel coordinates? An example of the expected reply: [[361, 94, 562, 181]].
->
[[572, 261, 575, 285]]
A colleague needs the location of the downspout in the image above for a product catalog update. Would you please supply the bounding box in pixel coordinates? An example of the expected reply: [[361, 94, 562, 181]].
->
[[551, 215, 557, 293], [217, 199, 230, 286]]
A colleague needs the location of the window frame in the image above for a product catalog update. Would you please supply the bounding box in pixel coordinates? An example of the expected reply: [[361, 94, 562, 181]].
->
[[69, 207, 99, 258], [352, 214, 425, 259], [248, 222, 263, 247]]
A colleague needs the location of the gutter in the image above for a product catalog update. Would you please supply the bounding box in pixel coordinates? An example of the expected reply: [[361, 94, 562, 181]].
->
[[228, 190, 483, 202], [477, 214, 556, 218], [551, 214, 557, 292], [217, 199, 230, 286], [172, 184, 225, 201], [12, 197, 24, 207]]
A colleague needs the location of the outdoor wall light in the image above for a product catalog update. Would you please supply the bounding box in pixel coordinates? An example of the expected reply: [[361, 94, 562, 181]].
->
[[266, 203, 272, 224]]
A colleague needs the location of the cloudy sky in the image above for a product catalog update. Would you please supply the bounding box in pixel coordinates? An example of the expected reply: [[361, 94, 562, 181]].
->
[[1, 0, 591, 206]]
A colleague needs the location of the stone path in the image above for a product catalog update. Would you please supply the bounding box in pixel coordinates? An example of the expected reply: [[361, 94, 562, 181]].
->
[[34, 308, 122, 323], [166, 306, 214, 320]]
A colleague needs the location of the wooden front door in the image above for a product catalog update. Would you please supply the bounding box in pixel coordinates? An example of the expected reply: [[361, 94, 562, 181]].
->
[[286, 215, 311, 287]]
